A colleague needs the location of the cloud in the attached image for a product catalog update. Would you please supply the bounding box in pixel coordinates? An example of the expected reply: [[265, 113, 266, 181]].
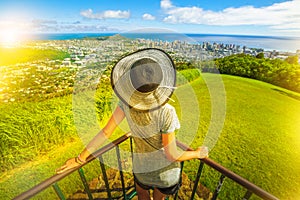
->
[[142, 13, 155, 20], [161, 0, 300, 31], [0, 18, 122, 34], [80, 9, 130, 20], [32, 24, 120, 33], [32, 19, 57, 25], [60, 24, 120, 32], [161, 0, 173, 9]]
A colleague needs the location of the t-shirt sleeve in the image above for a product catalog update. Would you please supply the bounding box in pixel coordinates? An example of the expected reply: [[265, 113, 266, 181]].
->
[[160, 105, 180, 133]]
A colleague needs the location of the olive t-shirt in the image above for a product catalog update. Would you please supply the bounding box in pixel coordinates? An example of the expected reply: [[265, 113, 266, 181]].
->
[[119, 102, 181, 188]]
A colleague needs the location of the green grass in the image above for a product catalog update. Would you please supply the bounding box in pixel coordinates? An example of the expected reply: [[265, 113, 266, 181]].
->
[[0, 47, 70, 66], [0, 95, 77, 171], [1, 73, 300, 199], [0, 136, 106, 200], [172, 74, 300, 200]]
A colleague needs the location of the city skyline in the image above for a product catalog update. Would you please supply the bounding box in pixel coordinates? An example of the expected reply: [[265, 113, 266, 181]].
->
[[0, 0, 299, 44]]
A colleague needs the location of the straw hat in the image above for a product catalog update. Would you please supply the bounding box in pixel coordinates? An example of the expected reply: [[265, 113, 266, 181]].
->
[[111, 48, 176, 111]]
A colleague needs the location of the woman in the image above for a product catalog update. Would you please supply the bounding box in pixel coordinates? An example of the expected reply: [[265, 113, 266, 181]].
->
[[56, 48, 208, 200]]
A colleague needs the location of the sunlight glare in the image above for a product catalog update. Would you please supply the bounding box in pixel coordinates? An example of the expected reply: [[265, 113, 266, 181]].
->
[[0, 29, 22, 47]]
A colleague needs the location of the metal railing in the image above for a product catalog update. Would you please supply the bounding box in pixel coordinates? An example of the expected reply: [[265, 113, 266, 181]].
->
[[176, 141, 279, 200], [14, 133, 279, 200]]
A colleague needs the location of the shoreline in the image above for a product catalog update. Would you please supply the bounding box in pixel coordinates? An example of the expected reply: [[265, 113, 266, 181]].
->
[[6, 32, 299, 53]]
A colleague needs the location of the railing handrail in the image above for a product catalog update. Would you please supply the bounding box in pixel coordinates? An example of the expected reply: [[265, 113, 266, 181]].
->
[[13, 132, 132, 200], [13, 133, 279, 200], [176, 140, 279, 200]]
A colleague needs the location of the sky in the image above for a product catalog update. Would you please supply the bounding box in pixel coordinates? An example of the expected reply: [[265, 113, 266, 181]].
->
[[0, 0, 299, 37]]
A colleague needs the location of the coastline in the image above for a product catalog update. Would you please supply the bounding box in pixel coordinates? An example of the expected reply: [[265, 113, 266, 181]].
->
[[22, 32, 300, 52]]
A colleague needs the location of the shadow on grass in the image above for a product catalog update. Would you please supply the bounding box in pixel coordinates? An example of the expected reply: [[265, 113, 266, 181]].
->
[[272, 88, 300, 101]]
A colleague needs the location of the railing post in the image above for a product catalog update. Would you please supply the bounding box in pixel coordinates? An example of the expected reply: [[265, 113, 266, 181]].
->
[[52, 183, 66, 200], [191, 161, 205, 200], [128, 137, 138, 199], [211, 174, 226, 200], [116, 145, 127, 199], [78, 168, 93, 200], [99, 155, 112, 199], [243, 190, 253, 200]]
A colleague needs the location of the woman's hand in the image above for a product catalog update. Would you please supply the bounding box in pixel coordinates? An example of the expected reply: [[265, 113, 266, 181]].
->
[[197, 146, 209, 159], [55, 157, 83, 174]]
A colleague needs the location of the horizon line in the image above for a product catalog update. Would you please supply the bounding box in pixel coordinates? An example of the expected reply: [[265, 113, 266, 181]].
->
[[19, 32, 300, 39]]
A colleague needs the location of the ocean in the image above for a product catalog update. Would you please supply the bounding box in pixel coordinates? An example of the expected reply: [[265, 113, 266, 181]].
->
[[28, 33, 300, 53]]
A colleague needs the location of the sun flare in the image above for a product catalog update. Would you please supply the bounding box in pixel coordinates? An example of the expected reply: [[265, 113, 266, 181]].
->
[[0, 29, 23, 47]]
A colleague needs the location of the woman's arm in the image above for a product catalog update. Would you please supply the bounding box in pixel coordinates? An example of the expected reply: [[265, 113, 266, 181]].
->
[[79, 106, 125, 161], [162, 132, 208, 162], [56, 106, 125, 173]]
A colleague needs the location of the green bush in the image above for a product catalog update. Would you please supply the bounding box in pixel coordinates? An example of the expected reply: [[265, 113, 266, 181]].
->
[[213, 54, 300, 93], [176, 69, 201, 86]]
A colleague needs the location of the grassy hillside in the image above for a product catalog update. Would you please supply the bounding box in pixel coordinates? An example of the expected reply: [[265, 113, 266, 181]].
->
[[0, 95, 77, 171], [174, 74, 300, 199], [1, 73, 300, 199]]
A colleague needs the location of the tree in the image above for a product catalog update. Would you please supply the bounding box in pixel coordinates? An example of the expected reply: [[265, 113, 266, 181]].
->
[[256, 52, 264, 59], [214, 54, 300, 93]]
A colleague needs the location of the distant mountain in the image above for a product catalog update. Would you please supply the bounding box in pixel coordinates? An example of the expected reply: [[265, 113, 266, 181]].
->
[[83, 34, 130, 41], [107, 34, 130, 41]]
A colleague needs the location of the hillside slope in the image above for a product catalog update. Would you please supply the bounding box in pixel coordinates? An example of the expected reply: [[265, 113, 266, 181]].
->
[[1, 73, 300, 200], [175, 73, 300, 199]]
